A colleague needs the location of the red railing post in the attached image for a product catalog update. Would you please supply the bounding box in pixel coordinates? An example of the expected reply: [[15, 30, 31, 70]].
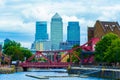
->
[[69, 52, 72, 64], [54, 52, 57, 63]]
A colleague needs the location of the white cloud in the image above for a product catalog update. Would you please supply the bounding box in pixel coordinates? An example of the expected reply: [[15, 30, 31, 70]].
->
[[0, 0, 120, 48], [97, 5, 120, 21], [0, 15, 35, 36], [0, 0, 5, 6]]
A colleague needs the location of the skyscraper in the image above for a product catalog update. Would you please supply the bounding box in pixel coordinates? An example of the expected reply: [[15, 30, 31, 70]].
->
[[35, 21, 48, 41], [34, 21, 50, 51], [51, 13, 63, 50], [67, 22, 80, 46]]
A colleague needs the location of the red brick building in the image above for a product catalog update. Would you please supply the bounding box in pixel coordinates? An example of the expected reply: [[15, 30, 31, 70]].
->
[[88, 20, 120, 41], [88, 27, 94, 41]]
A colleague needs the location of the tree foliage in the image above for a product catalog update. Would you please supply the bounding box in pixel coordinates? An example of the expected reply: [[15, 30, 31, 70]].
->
[[3, 40, 32, 61], [67, 45, 81, 64], [95, 33, 120, 63], [104, 38, 120, 63]]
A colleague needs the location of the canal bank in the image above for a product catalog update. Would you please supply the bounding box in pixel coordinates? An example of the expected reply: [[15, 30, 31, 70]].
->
[[0, 65, 23, 74], [0, 65, 15, 74], [68, 66, 120, 79]]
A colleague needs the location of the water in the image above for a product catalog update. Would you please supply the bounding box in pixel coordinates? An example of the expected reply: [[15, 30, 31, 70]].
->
[[0, 69, 104, 80]]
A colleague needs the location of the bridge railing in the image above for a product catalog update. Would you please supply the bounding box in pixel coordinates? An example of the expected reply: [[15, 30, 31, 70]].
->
[[19, 62, 71, 68]]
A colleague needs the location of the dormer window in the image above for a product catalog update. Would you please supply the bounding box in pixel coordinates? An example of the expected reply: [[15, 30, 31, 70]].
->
[[112, 25, 115, 27], [105, 24, 109, 27]]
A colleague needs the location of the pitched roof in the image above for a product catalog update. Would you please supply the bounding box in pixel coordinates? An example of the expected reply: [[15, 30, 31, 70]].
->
[[97, 20, 120, 31], [52, 13, 62, 19]]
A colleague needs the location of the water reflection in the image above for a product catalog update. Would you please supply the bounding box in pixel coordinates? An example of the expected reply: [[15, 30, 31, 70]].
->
[[0, 69, 104, 80]]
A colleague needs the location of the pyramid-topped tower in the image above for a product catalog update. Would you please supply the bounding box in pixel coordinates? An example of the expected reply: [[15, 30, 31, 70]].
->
[[52, 13, 62, 19], [50, 13, 63, 50], [51, 13, 62, 21]]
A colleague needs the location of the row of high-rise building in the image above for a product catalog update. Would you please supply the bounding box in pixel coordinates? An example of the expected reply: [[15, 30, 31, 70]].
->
[[32, 13, 80, 51]]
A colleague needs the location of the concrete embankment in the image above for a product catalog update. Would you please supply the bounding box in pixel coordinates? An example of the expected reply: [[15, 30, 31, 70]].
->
[[0, 65, 23, 74], [0, 66, 15, 74], [68, 66, 120, 79]]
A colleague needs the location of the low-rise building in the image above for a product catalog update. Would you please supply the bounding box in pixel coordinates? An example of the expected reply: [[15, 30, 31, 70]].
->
[[35, 40, 51, 51]]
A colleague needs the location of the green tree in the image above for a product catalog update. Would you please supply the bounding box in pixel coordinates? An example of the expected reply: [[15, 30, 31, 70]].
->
[[104, 38, 120, 63], [67, 45, 81, 64], [3, 41, 21, 56], [20, 47, 32, 60], [95, 33, 119, 62], [3, 40, 32, 61]]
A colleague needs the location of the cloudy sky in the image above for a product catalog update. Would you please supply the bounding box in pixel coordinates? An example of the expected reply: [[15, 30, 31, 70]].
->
[[0, 0, 120, 49]]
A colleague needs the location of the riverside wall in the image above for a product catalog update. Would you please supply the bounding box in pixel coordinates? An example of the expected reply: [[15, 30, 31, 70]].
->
[[0, 66, 15, 74], [68, 66, 120, 79], [90, 70, 120, 79], [0, 65, 23, 74]]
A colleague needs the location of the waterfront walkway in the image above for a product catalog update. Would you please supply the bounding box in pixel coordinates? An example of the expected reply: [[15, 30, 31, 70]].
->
[[71, 66, 120, 72], [69, 66, 120, 79]]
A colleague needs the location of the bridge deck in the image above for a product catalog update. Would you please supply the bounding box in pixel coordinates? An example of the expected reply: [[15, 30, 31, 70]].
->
[[20, 62, 71, 68]]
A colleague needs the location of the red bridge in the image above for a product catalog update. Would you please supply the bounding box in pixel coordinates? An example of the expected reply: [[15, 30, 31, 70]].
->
[[19, 38, 99, 70]]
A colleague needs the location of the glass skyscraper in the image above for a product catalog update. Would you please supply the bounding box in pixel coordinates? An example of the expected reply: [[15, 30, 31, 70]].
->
[[67, 22, 80, 46], [51, 13, 63, 50], [35, 21, 48, 41]]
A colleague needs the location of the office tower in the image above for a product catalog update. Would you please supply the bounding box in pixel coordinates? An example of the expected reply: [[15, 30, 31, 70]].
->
[[35, 21, 48, 41], [34, 21, 51, 51], [67, 22, 80, 46], [51, 13, 63, 50]]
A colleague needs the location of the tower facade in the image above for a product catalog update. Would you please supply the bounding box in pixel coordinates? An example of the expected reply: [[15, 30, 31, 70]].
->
[[35, 21, 48, 41], [67, 22, 80, 46], [51, 13, 63, 50]]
